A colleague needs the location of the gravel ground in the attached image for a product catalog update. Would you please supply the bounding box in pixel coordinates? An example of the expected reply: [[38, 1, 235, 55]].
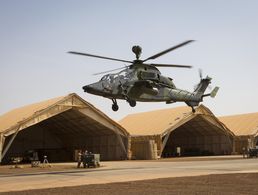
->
[[1, 173, 258, 195]]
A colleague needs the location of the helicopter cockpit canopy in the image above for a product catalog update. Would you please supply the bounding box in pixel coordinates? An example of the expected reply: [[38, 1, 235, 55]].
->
[[100, 68, 134, 84], [100, 75, 109, 81]]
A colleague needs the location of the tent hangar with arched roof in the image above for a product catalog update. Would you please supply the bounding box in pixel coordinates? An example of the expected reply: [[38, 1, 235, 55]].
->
[[0, 93, 129, 164], [119, 105, 235, 158]]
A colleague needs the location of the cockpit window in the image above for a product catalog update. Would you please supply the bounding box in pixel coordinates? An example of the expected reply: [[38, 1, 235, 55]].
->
[[100, 68, 134, 82], [101, 75, 108, 81]]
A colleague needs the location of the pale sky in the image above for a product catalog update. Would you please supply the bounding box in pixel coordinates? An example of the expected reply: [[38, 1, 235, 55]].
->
[[1, 0, 258, 120]]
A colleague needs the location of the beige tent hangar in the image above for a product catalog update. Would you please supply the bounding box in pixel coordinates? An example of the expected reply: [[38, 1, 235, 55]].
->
[[119, 105, 235, 158], [219, 112, 258, 153], [0, 93, 129, 164]]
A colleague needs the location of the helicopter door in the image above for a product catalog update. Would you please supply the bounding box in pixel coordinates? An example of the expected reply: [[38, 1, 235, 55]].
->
[[139, 71, 158, 81]]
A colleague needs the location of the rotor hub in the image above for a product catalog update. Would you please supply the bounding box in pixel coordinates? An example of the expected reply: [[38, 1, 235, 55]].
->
[[132, 45, 142, 60]]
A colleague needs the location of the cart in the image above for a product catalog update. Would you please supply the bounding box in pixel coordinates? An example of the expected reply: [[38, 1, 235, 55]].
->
[[83, 153, 100, 168]]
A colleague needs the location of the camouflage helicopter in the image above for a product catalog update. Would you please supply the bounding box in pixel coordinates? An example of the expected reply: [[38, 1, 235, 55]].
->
[[69, 40, 219, 112]]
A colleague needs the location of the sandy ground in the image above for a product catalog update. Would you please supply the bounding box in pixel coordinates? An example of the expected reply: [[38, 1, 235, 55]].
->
[[1, 173, 258, 195]]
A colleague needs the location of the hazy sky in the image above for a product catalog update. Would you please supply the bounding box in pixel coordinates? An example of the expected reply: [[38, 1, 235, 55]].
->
[[1, 0, 258, 120]]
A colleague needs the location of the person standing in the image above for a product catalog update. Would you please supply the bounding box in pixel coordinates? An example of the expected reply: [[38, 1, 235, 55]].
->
[[83, 150, 88, 168], [77, 150, 83, 168], [242, 147, 247, 158]]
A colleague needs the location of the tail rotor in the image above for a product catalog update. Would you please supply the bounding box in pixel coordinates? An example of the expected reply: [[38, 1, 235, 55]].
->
[[199, 68, 203, 80]]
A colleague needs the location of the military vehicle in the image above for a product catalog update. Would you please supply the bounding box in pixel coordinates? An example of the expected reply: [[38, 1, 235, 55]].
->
[[69, 40, 219, 112]]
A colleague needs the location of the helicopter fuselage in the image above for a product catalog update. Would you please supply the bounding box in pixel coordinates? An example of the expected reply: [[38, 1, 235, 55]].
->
[[82, 65, 212, 112], [83, 65, 176, 101]]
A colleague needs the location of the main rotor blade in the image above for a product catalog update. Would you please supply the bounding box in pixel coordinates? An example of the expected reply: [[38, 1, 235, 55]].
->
[[143, 40, 195, 62], [149, 63, 192, 68], [68, 51, 133, 63], [93, 66, 129, 76]]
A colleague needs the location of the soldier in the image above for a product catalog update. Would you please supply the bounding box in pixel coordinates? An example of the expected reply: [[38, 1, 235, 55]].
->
[[242, 147, 246, 158], [77, 150, 83, 168], [83, 150, 88, 168]]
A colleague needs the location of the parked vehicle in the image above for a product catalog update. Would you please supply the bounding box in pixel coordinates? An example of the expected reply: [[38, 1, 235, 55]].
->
[[83, 154, 100, 168]]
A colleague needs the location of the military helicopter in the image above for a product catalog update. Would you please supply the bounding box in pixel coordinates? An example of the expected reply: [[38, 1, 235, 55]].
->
[[69, 40, 219, 112]]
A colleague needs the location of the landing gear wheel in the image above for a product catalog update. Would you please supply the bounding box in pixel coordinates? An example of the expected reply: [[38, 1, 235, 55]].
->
[[128, 100, 136, 107], [112, 104, 119, 111], [111, 99, 119, 111], [191, 107, 196, 113]]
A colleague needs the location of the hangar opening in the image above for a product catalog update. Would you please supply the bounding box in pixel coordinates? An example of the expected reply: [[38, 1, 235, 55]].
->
[[0, 94, 129, 164], [162, 115, 233, 157], [120, 105, 235, 159]]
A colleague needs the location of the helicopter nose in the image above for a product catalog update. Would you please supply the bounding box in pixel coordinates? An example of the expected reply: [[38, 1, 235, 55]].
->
[[82, 84, 94, 93]]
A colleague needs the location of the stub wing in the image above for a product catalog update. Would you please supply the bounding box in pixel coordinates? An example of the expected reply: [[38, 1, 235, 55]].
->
[[126, 80, 159, 97]]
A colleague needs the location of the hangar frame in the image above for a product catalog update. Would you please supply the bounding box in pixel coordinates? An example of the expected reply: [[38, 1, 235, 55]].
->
[[0, 93, 129, 164], [120, 105, 235, 159], [161, 107, 235, 156], [219, 112, 258, 154]]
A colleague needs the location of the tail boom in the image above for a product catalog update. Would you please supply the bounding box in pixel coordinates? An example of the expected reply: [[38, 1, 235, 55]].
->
[[169, 76, 219, 112]]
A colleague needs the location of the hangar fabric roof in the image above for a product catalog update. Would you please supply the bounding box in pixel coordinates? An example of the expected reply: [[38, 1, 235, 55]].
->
[[0, 93, 128, 136], [119, 105, 232, 137], [0, 96, 64, 134], [219, 112, 258, 136], [119, 106, 191, 136]]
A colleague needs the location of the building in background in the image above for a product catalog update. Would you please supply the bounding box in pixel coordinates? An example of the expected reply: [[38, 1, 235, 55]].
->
[[0, 93, 129, 164], [1, 93, 257, 164], [119, 105, 235, 159], [219, 113, 258, 154]]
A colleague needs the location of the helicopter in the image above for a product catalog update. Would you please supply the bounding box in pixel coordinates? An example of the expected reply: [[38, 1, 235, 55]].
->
[[68, 40, 219, 113]]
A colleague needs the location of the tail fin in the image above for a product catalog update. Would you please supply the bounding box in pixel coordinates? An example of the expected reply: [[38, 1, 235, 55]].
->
[[194, 76, 212, 98]]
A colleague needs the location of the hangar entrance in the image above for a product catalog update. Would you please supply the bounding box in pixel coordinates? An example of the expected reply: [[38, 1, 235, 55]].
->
[[162, 115, 233, 157], [0, 94, 129, 164], [2, 109, 128, 164]]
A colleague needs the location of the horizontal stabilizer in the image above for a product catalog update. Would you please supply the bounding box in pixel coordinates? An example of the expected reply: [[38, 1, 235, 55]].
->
[[210, 87, 219, 98]]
